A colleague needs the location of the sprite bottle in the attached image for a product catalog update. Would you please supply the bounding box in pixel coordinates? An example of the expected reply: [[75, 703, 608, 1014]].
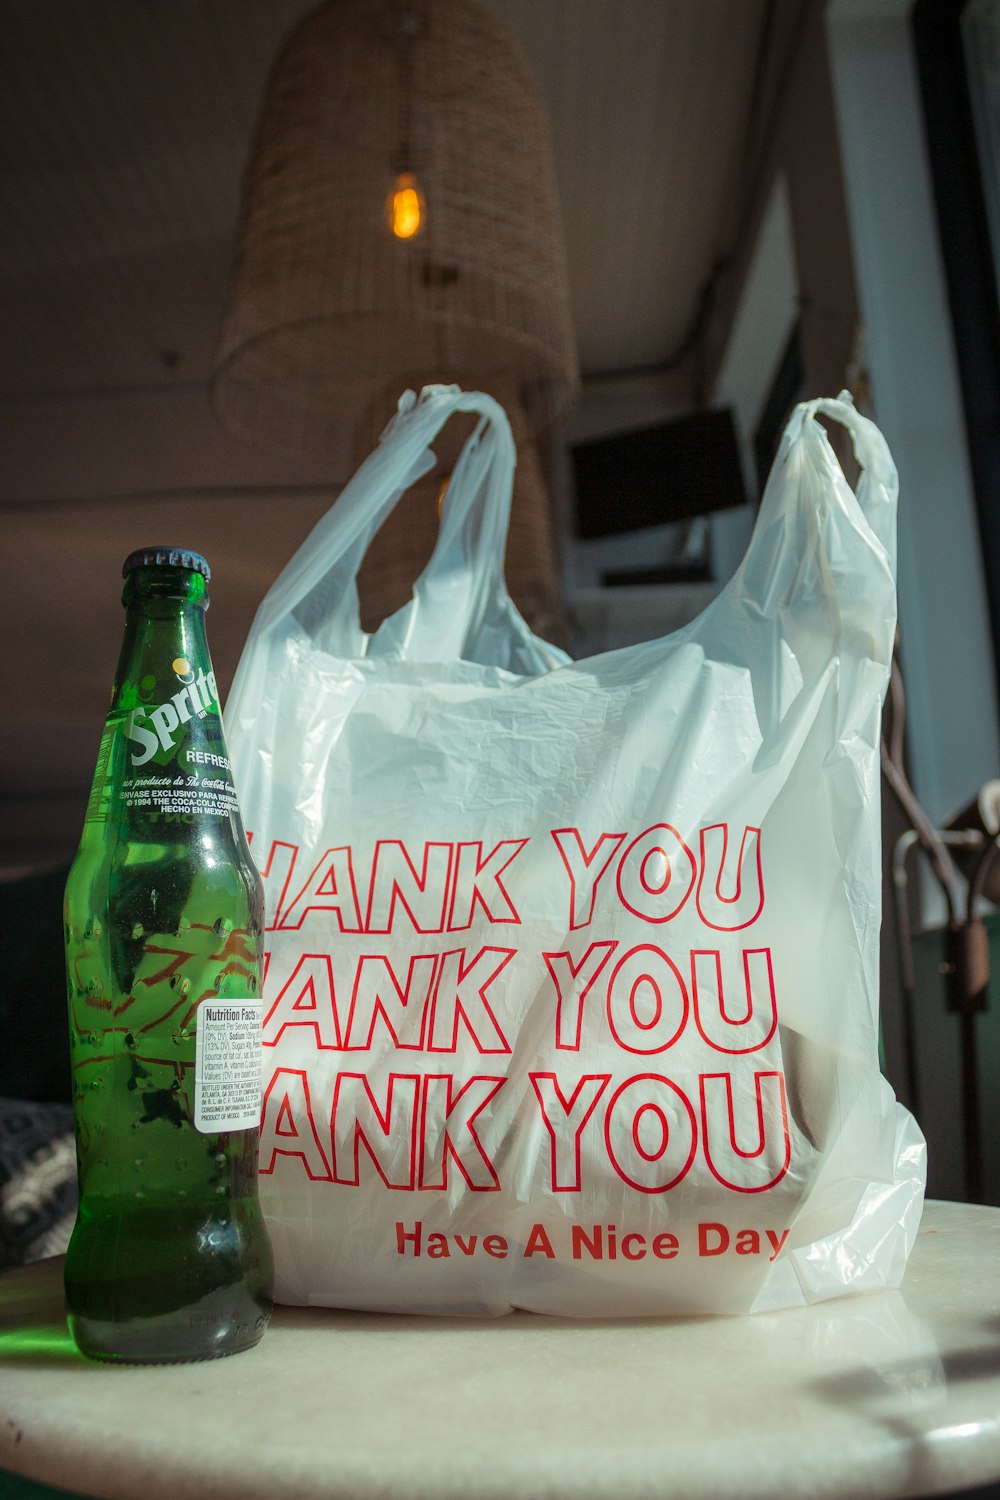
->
[[63, 546, 273, 1363]]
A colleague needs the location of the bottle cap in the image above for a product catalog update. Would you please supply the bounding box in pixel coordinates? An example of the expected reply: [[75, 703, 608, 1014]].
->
[[122, 547, 211, 581]]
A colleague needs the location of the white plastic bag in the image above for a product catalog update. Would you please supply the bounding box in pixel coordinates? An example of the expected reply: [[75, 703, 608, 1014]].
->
[[227, 384, 925, 1317]]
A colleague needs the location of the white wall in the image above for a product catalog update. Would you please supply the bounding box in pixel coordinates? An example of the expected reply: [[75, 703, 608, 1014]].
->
[[711, 174, 800, 582], [826, 0, 1000, 823]]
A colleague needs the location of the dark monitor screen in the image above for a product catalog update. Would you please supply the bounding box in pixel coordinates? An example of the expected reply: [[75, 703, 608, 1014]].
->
[[571, 406, 748, 539]]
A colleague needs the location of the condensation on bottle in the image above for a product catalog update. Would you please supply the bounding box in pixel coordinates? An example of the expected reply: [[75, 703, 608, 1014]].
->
[[63, 547, 274, 1363]]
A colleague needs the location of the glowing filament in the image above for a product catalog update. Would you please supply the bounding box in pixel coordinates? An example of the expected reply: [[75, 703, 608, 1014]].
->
[[388, 172, 424, 239]]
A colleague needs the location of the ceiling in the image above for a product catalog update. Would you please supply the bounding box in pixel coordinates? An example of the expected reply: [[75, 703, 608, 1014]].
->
[[0, 0, 781, 413]]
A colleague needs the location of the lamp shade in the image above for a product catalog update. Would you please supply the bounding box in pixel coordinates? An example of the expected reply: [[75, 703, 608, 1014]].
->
[[212, 0, 579, 468]]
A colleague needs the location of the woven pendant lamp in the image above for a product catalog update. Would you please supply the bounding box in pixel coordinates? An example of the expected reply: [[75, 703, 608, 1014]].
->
[[212, 0, 579, 469]]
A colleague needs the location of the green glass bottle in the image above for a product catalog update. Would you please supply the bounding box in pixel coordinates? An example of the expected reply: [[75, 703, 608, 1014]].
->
[[63, 547, 273, 1363]]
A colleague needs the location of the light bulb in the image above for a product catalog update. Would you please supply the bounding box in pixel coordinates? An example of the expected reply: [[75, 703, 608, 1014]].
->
[[387, 170, 425, 240]]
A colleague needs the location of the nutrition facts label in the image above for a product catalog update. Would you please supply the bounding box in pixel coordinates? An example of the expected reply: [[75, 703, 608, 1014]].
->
[[120, 772, 240, 820], [194, 1000, 264, 1133]]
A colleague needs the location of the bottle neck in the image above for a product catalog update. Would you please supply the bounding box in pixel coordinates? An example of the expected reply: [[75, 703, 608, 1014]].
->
[[111, 567, 225, 761], [80, 560, 242, 836], [115, 603, 213, 706]]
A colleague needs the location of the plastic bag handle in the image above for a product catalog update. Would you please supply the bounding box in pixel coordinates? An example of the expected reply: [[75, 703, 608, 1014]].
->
[[729, 389, 899, 669], [798, 391, 898, 567], [242, 385, 516, 659]]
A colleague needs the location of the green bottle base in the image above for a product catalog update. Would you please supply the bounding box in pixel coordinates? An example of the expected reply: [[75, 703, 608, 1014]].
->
[[66, 1283, 272, 1365], [64, 1200, 274, 1365]]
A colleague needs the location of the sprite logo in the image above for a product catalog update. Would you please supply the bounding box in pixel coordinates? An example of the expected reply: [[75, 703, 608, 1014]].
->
[[125, 656, 220, 766]]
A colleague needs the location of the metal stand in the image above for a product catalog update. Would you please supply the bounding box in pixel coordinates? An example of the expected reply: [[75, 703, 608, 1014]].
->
[[881, 646, 999, 1204]]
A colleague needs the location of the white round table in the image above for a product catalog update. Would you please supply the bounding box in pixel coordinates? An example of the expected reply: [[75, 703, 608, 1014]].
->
[[1, 1199, 999, 1500]]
